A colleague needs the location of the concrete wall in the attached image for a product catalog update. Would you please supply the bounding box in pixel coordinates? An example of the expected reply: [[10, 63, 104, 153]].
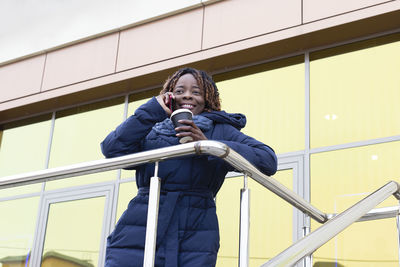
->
[[1, 0, 400, 123]]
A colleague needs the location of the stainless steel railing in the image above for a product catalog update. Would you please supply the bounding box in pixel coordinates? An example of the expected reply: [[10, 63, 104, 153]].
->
[[263, 181, 400, 266], [0, 140, 326, 222], [1, 140, 399, 267]]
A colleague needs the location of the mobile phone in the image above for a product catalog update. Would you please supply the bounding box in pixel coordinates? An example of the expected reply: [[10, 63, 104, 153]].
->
[[168, 94, 175, 112]]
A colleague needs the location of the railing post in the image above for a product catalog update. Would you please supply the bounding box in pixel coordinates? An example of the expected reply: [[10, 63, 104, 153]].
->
[[239, 174, 250, 267], [303, 215, 312, 267], [143, 162, 161, 267], [396, 203, 400, 267]]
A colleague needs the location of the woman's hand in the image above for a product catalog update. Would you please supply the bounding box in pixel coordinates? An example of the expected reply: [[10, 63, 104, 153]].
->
[[175, 119, 208, 141], [156, 92, 174, 116]]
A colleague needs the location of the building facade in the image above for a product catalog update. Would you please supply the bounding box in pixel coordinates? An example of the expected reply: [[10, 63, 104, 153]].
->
[[1, 0, 400, 266]]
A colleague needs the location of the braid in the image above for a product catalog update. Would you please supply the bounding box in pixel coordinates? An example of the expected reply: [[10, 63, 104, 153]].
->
[[160, 67, 221, 112]]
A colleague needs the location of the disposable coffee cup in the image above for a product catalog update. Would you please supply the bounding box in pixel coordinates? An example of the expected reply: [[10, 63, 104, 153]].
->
[[170, 109, 193, 143]]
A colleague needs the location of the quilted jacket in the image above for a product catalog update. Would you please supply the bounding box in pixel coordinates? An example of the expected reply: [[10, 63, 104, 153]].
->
[[101, 97, 277, 267]]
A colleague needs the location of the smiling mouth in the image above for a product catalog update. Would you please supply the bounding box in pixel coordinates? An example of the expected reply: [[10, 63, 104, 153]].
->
[[181, 104, 194, 109]]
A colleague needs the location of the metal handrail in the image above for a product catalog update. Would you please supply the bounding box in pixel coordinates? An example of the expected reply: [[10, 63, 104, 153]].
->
[[0, 140, 327, 223], [263, 181, 400, 266], [1, 140, 399, 267], [1, 141, 226, 189]]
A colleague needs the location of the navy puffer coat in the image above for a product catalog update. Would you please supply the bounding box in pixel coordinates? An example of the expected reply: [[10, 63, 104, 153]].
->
[[101, 97, 277, 267]]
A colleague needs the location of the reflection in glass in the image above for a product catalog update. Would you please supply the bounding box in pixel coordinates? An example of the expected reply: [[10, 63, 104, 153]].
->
[[41, 197, 106, 267], [0, 197, 39, 266], [41, 250, 95, 267], [216, 170, 293, 267], [0, 115, 51, 198], [310, 34, 400, 148], [215, 56, 305, 154], [313, 262, 345, 267], [46, 98, 125, 190], [311, 141, 400, 266]]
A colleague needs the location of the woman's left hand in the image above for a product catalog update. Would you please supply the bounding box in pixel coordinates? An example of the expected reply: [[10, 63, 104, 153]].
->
[[175, 119, 208, 141]]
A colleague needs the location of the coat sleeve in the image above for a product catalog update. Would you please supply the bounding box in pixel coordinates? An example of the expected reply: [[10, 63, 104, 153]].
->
[[101, 97, 168, 158], [214, 124, 278, 176]]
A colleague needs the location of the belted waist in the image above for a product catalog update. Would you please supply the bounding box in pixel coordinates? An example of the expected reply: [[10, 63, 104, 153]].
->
[[138, 187, 214, 199]]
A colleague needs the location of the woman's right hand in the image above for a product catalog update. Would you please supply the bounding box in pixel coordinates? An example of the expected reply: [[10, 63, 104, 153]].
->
[[156, 92, 174, 116]]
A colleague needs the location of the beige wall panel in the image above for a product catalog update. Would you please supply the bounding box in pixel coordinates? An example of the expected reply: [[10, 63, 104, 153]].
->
[[1, 1, 400, 123], [303, 0, 392, 23], [202, 0, 301, 49], [42, 33, 119, 91], [0, 55, 45, 103], [116, 9, 203, 72]]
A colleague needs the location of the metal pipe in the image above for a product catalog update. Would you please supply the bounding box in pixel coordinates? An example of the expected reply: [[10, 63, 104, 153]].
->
[[326, 205, 400, 222], [302, 214, 312, 267], [143, 162, 161, 267], [0, 141, 225, 189], [261, 181, 400, 267], [239, 174, 250, 267], [0, 141, 327, 223], [396, 202, 400, 267]]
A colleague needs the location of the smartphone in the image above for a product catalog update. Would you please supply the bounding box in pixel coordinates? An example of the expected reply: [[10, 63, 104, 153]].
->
[[168, 94, 175, 112]]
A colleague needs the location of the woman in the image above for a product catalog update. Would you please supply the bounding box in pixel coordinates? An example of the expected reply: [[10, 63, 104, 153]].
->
[[101, 67, 277, 267]]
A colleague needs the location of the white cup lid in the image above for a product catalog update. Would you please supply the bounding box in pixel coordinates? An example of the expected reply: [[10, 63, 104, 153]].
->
[[171, 108, 193, 117]]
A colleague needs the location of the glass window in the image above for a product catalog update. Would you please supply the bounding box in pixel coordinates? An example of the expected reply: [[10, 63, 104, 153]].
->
[[215, 56, 305, 154], [310, 33, 400, 148], [311, 141, 400, 266], [116, 181, 138, 224], [46, 98, 125, 190], [0, 115, 51, 197], [216, 169, 293, 266], [127, 89, 159, 117], [41, 197, 106, 267], [0, 197, 40, 265]]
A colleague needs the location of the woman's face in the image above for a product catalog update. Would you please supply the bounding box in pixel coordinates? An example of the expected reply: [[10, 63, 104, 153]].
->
[[172, 73, 205, 115]]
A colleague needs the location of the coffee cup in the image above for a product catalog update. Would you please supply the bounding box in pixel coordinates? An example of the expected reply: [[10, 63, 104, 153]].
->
[[170, 109, 193, 143]]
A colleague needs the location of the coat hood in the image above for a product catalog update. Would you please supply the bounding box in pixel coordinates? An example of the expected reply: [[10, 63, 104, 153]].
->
[[200, 110, 246, 130]]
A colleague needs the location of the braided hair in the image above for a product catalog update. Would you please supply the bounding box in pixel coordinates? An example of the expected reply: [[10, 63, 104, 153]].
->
[[160, 67, 221, 112]]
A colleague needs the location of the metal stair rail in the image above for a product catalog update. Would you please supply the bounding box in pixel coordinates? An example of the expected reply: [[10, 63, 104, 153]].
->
[[1, 140, 399, 267], [263, 181, 400, 266]]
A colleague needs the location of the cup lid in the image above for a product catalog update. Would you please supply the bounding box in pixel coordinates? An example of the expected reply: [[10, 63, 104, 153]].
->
[[171, 108, 193, 117]]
